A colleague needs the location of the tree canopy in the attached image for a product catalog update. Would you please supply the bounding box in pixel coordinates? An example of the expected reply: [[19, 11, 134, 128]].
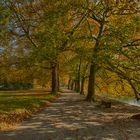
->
[[0, 0, 140, 100]]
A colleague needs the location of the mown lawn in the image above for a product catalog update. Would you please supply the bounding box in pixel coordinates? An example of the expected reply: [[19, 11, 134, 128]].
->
[[0, 90, 58, 131]]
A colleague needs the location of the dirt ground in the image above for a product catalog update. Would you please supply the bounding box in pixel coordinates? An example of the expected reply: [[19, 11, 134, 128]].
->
[[0, 88, 140, 140]]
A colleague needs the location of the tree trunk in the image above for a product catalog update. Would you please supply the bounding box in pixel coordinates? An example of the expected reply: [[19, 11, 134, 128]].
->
[[74, 80, 77, 91], [86, 64, 96, 101], [80, 63, 88, 95], [80, 77, 85, 95], [71, 80, 74, 90], [51, 64, 58, 94], [86, 23, 104, 101], [76, 59, 82, 93], [76, 79, 80, 92], [68, 79, 71, 89], [57, 73, 60, 91], [57, 63, 60, 91]]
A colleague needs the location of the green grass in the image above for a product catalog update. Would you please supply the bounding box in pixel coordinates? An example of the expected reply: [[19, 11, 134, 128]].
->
[[0, 90, 58, 131]]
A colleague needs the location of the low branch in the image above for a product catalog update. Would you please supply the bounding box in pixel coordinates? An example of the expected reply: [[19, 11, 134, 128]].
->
[[123, 39, 140, 48]]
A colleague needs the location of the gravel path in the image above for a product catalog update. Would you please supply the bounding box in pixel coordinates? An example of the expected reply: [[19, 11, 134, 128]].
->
[[0, 88, 140, 140]]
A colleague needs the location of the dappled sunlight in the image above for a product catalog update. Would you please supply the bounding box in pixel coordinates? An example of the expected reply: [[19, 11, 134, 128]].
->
[[0, 90, 140, 140]]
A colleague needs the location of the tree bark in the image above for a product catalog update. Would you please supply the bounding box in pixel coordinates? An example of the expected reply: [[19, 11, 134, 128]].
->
[[86, 64, 96, 101], [71, 80, 74, 90], [74, 80, 77, 91], [86, 20, 104, 101], [80, 77, 85, 95], [68, 79, 71, 89], [86, 41, 98, 101], [51, 64, 58, 94], [57, 63, 60, 91], [80, 63, 88, 95], [76, 59, 82, 93]]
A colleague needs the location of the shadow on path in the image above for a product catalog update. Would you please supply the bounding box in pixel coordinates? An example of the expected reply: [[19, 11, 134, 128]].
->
[[0, 88, 140, 140]]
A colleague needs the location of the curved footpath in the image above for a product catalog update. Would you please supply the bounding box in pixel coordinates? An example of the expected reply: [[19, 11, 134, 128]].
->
[[0, 88, 140, 140]]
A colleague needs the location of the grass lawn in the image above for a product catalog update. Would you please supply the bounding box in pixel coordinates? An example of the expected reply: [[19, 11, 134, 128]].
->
[[0, 90, 58, 131]]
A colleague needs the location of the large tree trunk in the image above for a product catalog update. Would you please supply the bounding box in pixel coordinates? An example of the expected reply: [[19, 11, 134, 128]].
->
[[51, 64, 58, 94], [80, 77, 85, 95], [86, 64, 96, 101], [86, 42, 98, 101], [86, 20, 104, 101]]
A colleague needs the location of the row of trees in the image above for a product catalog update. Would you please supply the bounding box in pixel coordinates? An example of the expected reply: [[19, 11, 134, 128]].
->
[[0, 0, 140, 100]]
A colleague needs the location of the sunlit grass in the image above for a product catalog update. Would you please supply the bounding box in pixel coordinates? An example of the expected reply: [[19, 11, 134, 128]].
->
[[0, 90, 57, 131]]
